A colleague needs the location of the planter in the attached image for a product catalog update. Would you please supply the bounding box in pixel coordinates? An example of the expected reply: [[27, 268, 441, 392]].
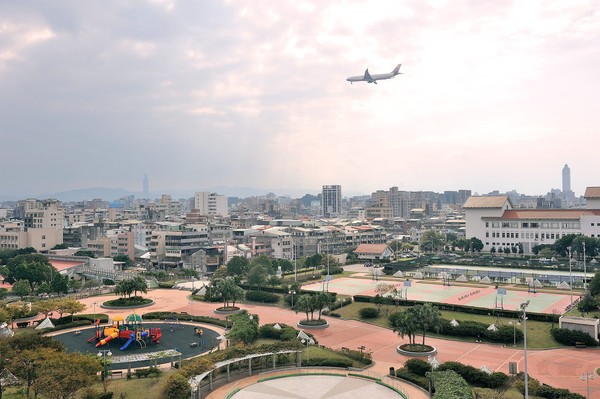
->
[[214, 307, 241, 315], [100, 300, 155, 310], [396, 343, 437, 357], [297, 319, 329, 329]]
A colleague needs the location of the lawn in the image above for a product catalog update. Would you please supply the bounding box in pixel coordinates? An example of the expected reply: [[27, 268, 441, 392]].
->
[[3, 370, 173, 399], [333, 302, 564, 349]]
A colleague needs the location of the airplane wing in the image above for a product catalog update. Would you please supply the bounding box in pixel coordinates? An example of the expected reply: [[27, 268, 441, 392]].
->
[[364, 69, 374, 83]]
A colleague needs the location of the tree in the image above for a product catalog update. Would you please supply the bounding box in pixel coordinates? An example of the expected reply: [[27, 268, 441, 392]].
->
[[33, 350, 102, 399], [420, 230, 445, 252], [6, 254, 56, 289], [275, 258, 293, 273], [162, 373, 190, 399], [267, 275, 281, 292], [390, 311, 417, 345], [577, 293, 598, 313], [295, 294, 315, 321], [313, 292, 332, 320], [214, 277, 244, 308], [73, 250, 96, 258], [413, 303, 442, 345], [56, 298, 85, 321], [32, 299, 59, 319], [226, 310, 259, 345], [538, 247, 554, 259], [246, 264, 268, 291], [468, 237, 484, 253], [490, 246, 496, 256], [588, 271, 600, 297], [50, 244, 68, 250], [12, 279, 32, 298], [113, 254, 133, 266], [130, 276, 148, 297], [226, 256, 249, 277], [50, 274, 69, 295], [115, 279, 134, 298]]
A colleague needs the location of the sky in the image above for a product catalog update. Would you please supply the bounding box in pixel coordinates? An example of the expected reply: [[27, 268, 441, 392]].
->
[[1, 0, 599, 199]]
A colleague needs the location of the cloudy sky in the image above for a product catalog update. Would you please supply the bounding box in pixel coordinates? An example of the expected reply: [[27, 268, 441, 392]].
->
[[1, 0, 599, 199]]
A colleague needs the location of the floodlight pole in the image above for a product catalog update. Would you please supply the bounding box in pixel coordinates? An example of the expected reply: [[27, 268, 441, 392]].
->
[[567, 246, 573, 308], [521, 301, 530, 399], [583, 244, 587, 291]]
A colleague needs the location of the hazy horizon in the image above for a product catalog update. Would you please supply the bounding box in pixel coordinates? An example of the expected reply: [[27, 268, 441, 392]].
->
[[1, 1, 598, 197]]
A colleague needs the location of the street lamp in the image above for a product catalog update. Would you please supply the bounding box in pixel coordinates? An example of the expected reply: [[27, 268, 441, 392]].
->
[[520, 301, 530, 399], [508, 320, 521, 347], [567, 246, 573, 308], [581, 371, 595, 399], [92, 302, 97, 321], [583, 244, 587, 292], [288, 290, 296, 308], [97, 350, 112, 380]]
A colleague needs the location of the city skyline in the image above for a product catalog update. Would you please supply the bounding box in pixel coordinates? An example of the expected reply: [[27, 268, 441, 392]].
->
[[1, 1, 599, 197]]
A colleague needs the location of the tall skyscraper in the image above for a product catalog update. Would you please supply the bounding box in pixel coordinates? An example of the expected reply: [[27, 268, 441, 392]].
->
[[562, 164, 571, 193], [143, 174, 149, 198], [321, 185, 342, 218]]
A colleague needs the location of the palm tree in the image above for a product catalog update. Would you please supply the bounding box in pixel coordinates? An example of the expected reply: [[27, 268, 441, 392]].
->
[[295, 295, 314, 321], [413, 303, 442, 345], [391, 311, 417, 345]]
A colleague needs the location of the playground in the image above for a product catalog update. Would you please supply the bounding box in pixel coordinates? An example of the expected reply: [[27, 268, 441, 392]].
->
[[302, 277, 575, 313], [51, 314, 220, 370]]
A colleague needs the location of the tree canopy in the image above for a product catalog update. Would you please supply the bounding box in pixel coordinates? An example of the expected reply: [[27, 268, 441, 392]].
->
[[5, 254, 57, 289]]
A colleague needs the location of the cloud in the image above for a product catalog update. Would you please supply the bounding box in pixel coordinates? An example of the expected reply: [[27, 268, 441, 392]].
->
[[0, 0, 599, 198]]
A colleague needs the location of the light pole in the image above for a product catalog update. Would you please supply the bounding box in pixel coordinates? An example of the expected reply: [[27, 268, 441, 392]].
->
[[289, 290, 295, 308], [92, 302, 97, 321], [520, 301, 530, 399], [508, 320, 521, 347], [567, 246, 573, 308], [97, 350, 112, 380], [581, 371, 595, 399], [293, 238, 297, 282], [583, 244, 587, 291]]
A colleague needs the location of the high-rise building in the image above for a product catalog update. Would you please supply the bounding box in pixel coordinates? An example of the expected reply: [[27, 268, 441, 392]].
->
[[321, 185, 342, 218], [143, 174, 149, 198], [562, 164, 571, 193], [194, 192, 228, 217]]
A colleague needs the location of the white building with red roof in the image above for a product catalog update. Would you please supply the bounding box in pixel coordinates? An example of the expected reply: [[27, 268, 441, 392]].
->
[[464, 187, 600, 253], [354, 243, 393, 260]]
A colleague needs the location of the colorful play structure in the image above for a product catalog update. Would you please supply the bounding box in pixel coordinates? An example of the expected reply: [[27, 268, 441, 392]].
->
[[88, 313, 162, 351]]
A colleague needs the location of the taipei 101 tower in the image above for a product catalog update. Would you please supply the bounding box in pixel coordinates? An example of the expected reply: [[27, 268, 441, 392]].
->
[[562, 164, 574, 205]]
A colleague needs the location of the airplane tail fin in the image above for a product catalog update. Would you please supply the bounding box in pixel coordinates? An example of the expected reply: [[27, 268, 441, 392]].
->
[[392, 64, 402, 75]]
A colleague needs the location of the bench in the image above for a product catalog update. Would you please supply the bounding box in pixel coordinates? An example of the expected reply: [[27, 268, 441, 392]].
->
[[575, 342, 586, 348], [110, 371, 123, 379]]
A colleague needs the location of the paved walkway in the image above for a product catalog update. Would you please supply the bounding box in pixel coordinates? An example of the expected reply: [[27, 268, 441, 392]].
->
[[76, 289, 600, 398]]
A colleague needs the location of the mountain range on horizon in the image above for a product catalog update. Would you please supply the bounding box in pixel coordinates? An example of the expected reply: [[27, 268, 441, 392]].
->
[[0, 185, 329, 203]]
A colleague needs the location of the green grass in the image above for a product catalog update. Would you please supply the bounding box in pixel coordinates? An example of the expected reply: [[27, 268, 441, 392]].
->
[[302, 346, 366, 368], [334, 302, 564, 349], [3, 371, 173, 399], [473, 387, 544, 399]]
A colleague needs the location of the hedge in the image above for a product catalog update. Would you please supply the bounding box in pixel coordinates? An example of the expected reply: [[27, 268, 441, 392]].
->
[[356, 294, 559, 322], [303, 358, 353, 368], [359, 307, 380, 319], [259, 323, 299, 341], [437, 361, 509, 389], [550, 328, 599, 347], [245, 291, 280, 303], [430, 370, 472, 399], [52, 314, 109, 325], [142, 312, 227, 327], [404, 359, 431, 376], [394, 369, 429, 390]]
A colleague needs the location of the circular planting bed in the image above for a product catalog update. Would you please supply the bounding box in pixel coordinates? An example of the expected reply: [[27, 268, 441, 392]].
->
[[396, 343, 437, 357], [101, 297, 154, 309], [297, 319, 329, 329], [214, 306, 241, 315]]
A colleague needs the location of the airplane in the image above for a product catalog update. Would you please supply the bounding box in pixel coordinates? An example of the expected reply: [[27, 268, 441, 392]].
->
[[346, 64, 402, 84]]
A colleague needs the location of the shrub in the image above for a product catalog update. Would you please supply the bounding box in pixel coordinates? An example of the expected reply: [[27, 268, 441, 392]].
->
[[404, 358, 431, 376], [429, 370, 471, 399], [394, 369, 429, 390], [322, 266, 344, 275], [162, 373, 190, 399], [258, 323, 299, 341], [437, 361, 508, 389], [359, 307, 380, 319], [245, 291, 279, 303], [551, 328, 599, 347], [304, 358, 352, 368]]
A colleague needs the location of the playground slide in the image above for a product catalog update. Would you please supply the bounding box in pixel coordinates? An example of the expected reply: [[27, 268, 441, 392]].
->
[[86, 319, 101, 343], [120, 334, 136, 351], [95, 331, 118, 347], [151, 328, 162, 343]]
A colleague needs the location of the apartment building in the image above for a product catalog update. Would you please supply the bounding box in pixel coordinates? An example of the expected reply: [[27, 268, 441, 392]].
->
[[194, 192, 228, 217], [321, 185, 342, 218]]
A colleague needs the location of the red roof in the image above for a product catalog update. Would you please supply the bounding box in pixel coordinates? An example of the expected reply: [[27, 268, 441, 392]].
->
[[355, 244, 390, 254], [486, 209, 600, 220], [49, 260, 85, 272]]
